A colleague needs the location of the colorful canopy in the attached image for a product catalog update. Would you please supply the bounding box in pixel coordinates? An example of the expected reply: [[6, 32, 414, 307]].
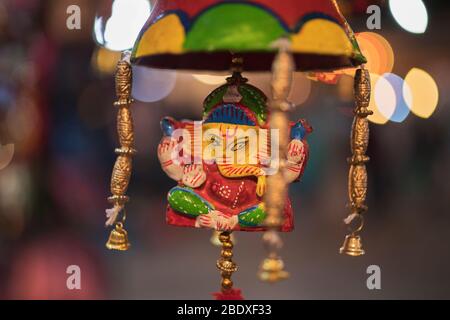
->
[[131, 0, 366, 71]]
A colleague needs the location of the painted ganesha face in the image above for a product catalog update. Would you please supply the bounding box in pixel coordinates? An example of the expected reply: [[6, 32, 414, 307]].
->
[[202, 122, 267, 167], [158, 78, 311, 232]]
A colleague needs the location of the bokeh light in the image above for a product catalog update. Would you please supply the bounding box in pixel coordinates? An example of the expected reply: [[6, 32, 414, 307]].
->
[[345, 32, 394, 76], [91, 47, 122, 75], [369, 73, 396, 125], [389, 0, 428, 34], [132, 66, 177, 102], [246, 72, 311, 106], [96, 0, 151, 51], [337, 74, 354, 102], [363, 32, 395, 75], [0, 163, 31, 237], [355, 33, 381, 74], [382, 73, 411, 123], [192, 74, 227, 85], [93, 16, 105, 46], [404, 68, 439, 119], [0, 144, 15, 171], [289, 72, 312, 106]]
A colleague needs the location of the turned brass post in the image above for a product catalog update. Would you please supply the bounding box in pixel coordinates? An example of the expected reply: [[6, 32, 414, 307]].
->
[[340, 68, 372, 256], [216, 231, 238, 292], [106, 51, 136, 251], [259, 40, 294, 282]]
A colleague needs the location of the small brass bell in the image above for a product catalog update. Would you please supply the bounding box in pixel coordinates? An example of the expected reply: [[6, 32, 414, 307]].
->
[[258, 256, 289, 283], [106, 222, 130, 251], [340, 234, 364, 256]]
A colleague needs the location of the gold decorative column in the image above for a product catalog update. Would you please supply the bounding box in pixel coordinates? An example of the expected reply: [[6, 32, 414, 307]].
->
[[340, 68, 372, 256], [216, 232, 238, 293], [259, 40, 294, 282], [106, 51, 136, 251]]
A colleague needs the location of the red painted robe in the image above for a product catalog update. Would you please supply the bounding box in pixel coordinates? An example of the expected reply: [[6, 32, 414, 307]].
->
[[166, 162, 294, 232]]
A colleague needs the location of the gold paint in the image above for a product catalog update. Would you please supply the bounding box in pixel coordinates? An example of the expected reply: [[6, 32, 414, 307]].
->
[[106, 53, 136, 251], [264, 45, 293, 228], [210, 230, 236, 246], [258, 255, 289, 283], [290, 19, 353, 56], [135, 14, 185, 57], [106, 222, 131, 251], [259, 43, 294, 281], [340, 234, 365, 256], [216, 232, 238, 292]]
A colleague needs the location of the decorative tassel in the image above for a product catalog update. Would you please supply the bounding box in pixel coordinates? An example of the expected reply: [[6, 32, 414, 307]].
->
[[212, 289, 244, 300]]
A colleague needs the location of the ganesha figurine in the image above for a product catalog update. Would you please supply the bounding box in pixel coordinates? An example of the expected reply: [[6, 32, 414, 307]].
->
[[157, 72, 312, 232]]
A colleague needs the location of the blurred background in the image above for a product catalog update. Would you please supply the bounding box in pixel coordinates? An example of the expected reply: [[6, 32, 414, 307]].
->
[[0, 0, 449, 299]]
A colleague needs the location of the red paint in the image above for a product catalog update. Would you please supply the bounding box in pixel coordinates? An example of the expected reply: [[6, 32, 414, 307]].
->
[[166, 162, 294, 232], [212, 288, 244, 300]]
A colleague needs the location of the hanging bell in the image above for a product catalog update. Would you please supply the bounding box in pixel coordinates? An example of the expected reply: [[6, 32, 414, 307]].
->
[[258, 256, 289, 283], [106, 222, 130, 251], [339, 234, 364, 256]]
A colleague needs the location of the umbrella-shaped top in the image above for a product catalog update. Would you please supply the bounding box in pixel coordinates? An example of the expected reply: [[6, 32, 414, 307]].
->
[[131, 0, 366, 71]]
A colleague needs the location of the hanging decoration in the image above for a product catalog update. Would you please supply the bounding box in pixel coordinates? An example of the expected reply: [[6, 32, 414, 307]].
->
[[104, 0, 370, 299]]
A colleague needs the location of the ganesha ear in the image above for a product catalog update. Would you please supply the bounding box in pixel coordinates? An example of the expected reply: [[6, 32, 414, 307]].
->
[[160, 116, 178, 137], [290, 119, 313, 140]]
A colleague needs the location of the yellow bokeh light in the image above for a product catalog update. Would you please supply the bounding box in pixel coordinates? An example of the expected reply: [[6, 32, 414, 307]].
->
[[192, 74, 227, 85], [342, 32, 394, 76], [368, 73, 396, 125], [404, 68, 439, 119], [358, 34, 381, 75], [364, 32, 395, 75], [92, 47, 122, 75]]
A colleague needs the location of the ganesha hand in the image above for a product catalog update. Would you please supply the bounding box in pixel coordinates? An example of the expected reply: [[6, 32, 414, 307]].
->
[[283, 139, 306, 183], [195, 210, 220, 229], [286, 139, 305, 164], [182, 164, 206, 188], [157, 136, 183, 181], [215, 212, 238, 231], [195, 211, 238, 231]]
